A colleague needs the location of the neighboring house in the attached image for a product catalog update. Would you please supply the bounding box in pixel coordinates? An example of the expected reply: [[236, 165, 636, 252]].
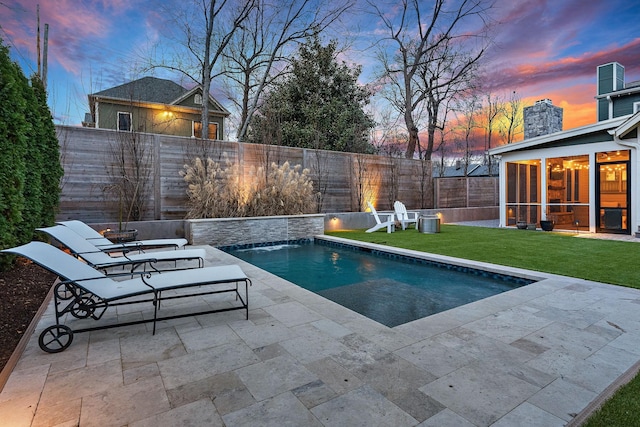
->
[[85, 76, 230, 139], [490, 62, 640, 235], [433, 162, 495, 178]]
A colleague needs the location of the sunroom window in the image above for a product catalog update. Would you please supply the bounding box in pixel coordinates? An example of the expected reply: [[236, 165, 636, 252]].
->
[[506, 160, 540, 225]]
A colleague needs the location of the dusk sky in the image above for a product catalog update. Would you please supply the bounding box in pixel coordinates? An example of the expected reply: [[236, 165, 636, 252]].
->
[[2, 0, 639, 140]]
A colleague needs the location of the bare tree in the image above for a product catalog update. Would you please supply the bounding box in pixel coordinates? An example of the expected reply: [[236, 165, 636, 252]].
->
[[351, 153, 380, 212], [480, 92, 502, 175], [308, 148, 330, 213], [432, 98, 456, 177], [416, 38, 481, 160], [223, 0, 353, 141], [369, 100, 407, 156], [370, 0, 493, 160], [499, 90, 524, 145], [104, 130, 153, 227], [150, 0, 256, 146], [454, 95, 481, 176]]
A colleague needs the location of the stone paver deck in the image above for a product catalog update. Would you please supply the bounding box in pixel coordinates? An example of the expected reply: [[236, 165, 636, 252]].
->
[[2, 237, 640, 426]]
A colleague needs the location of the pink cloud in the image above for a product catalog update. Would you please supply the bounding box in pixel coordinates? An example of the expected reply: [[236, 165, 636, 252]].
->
[[2, 0, 148, 75], [481, 38, 640, 102]]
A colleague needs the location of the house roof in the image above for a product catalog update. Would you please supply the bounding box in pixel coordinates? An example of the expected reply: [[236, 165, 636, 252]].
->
[[433, 163, 496, 177], [90, 76, 229, 115], [489, 115, 631, 156], [612, 110, 640, 139], [92, 77, 187, 104]]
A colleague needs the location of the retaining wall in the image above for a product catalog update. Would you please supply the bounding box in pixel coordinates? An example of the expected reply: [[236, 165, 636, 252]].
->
[[185, 214, 325, 246]]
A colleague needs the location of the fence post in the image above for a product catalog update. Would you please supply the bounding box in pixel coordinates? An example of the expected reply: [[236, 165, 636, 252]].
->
[[153, 134, 161, 220]]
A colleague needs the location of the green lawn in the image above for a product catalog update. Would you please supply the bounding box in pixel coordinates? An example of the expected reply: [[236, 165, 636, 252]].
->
[[327, 224, 640, 425], [327, 225, 640, 288]]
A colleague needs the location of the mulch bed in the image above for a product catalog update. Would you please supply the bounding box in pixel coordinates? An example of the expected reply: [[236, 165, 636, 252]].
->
[[0, 260, 56, 372]]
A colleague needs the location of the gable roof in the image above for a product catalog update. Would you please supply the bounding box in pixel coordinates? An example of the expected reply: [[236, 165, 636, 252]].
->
[[92, 77, 187, 104], [90, 76, 229, 115], [613, 110, 640, 139]]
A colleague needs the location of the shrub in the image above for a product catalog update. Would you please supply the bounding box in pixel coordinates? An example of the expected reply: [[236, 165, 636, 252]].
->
[[181, 157, 316, 218], [0, 41, 28, 269]]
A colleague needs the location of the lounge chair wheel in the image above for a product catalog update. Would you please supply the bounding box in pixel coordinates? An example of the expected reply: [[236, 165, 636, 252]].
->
[[70, 295, 96, 319], [55, 282, 75, 300], [39, 325, 73, 353]]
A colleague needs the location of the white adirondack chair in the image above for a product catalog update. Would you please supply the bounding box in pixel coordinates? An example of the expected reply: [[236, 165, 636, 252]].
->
[[365, 202, 395, 233], [393, 201, 419, 230]]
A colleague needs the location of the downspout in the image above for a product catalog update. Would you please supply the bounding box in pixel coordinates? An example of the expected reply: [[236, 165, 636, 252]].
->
[[95, 100, 100, 128], [494, 155, 505, 227], [611, 130, 640, 236], [541, 157, 547, 223]]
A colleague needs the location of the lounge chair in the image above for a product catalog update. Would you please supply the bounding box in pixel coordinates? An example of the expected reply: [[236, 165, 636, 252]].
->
[[365, 202, 395, 233], [37, 225, 205, 274], [1, 241, 251, 353], [58, 220, 188, 252], [394, 201, 419, 230]]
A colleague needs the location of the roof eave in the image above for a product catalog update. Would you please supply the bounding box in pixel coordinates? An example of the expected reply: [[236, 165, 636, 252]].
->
[[90, 96, 227, 117], [171, 86, 231, 116], [612, 111, 640, 139], [595, 85, 640, 99], [489, 116, 630, 155]]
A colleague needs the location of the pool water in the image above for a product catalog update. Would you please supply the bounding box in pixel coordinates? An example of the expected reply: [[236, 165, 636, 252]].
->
[[225, 241, 531, 327]]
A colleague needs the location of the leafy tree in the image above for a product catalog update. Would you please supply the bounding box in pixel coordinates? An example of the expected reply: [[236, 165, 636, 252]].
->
[[249, 37, 375, 153], [224, 0, 354, 141], [0, 40, 63, 269], [32, 75, 63, 226], [0, 40, 28, 257], [16, 70, 43, 241]]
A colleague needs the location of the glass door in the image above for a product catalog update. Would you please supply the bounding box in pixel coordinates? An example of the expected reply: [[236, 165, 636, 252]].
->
[[596, 153, 630, 234]]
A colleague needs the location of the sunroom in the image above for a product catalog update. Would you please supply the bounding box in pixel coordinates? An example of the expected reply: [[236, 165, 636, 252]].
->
[[491, 113, 640, 235]]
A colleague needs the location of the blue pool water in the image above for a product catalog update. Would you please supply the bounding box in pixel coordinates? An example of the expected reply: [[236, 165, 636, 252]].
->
[[224, 240, 532, 327]]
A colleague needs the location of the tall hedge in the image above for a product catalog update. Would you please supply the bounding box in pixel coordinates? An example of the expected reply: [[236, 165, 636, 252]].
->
[[0, 40, 62, 269], [31, 75, 63, 228], [0, 41, 28, 257]]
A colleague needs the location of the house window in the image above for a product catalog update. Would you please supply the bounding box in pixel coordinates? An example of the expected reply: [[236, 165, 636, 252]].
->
[[194, 94, 203, 105], [193, 121, 218, 139], [117, 112, 132, 131]]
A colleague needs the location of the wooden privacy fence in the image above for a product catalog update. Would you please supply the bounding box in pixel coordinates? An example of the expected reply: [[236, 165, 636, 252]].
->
[[434, 176, 499, 208], [55, 126, 433, 223]]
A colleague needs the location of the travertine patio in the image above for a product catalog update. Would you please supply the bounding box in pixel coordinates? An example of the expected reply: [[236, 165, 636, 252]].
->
[[1, 237, 640, 426]]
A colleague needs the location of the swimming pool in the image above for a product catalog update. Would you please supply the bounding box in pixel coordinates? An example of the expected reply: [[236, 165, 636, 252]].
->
[[223, 239, 533, 327]]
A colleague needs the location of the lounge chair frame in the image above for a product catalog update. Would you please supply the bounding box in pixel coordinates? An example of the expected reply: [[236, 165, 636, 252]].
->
[[38, 225, 204, 275], [2, 242, 251, 353], [57, 220, 188, 252]]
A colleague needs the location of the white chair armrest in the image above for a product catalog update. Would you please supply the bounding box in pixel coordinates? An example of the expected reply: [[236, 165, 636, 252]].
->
[[406, 211, 419, 220]]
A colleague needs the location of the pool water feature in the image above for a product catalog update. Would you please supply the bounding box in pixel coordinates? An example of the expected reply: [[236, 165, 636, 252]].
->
[[224, 240, 533, 327]]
